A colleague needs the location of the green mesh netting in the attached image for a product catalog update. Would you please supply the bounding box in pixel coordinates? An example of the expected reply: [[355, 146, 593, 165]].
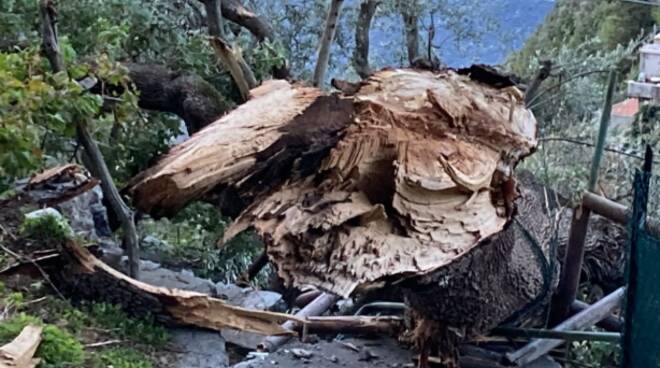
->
[[623, 167, 660, 368]]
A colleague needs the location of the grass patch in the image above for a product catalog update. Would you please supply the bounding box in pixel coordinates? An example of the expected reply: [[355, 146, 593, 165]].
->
[[83, 303, 169, 347], [90, 347, 154, 368]]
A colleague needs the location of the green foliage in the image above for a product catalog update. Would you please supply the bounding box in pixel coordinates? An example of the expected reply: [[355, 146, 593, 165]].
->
[[570, 340, 621, 367], [141, 202, 265, 283], [19, 211, 73, 243], [83, 303, 169, 347], [0, 313, 85, 368], [509, 0, 653, 75], [92, 347, 153, 368]]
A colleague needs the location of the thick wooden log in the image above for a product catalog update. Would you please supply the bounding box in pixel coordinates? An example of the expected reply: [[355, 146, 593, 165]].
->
[[300, 315, 403, 335], [52, 240, 299, 336]]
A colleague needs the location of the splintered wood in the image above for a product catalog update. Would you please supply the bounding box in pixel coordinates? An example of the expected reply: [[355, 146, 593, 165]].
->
[[0, 325, 42, 368], [128, 69, 537, 298]]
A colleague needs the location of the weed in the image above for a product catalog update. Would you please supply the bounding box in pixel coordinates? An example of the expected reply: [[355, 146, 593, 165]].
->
[[83, 303, 169, 347], [19, 211, 72, 243], [91, 347, 154, 368]]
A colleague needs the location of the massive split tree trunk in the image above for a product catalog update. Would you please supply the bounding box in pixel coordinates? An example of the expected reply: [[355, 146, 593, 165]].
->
[[127, 67, 541, 363]]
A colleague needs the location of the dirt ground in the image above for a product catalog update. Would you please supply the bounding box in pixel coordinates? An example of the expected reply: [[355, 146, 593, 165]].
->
[[233, 337, 414, 368]]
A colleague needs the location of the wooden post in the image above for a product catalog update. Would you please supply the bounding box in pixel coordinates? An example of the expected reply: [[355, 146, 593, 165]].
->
[[506, 287, 625, 366], [550, 70, 617, 324]]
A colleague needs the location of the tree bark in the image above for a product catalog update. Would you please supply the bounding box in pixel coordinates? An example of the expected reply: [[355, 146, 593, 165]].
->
[[353, 0, 379, 79], [39, 0, 140, 278], [313, 0, 344, 87], [121, 63, 231, 134]]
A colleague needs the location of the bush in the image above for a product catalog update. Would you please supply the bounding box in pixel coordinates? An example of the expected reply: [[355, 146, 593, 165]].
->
[[19, 210, 72, 243]]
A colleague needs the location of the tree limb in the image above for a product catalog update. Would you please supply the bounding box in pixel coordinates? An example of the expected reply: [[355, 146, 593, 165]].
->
[[39, 0, 140, 278], [202, 0, 290, 79], [121, 63, 231, 134], [353, 0, 379, 79], [313, 0, 344, 87], [203, 0, 257, 101]]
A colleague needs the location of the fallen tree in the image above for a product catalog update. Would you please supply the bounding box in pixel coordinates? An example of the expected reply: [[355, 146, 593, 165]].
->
[[127, 68, 545, 365], [51, 240, 300, 336]]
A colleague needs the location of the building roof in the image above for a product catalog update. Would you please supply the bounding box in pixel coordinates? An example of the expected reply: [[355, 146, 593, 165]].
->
[[612, 98, 640, 118]]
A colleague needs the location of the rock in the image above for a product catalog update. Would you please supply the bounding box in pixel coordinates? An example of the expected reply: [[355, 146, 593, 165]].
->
[[131, 259, 216, 293], [231, 338, 412, 368], [291, 348, 313, 359], [170, 327, 229, 368], [218, 284, 284, 349], [57, 185, 109, 240]]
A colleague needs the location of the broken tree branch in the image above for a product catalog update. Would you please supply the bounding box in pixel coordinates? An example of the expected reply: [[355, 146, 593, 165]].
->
[[203, 0, 257, 102], [523, 60, 552, 107], [258, 292, 340, 352], [39, 0, 140, 278], [210, 36, 255, 101], [54, 240, 300, 335], [299, 315, 403, 335], [0, 325, 42, 368], [215, 0, 290, 79], [313, 0, 344, 86], [353, 0, 379, 79]]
